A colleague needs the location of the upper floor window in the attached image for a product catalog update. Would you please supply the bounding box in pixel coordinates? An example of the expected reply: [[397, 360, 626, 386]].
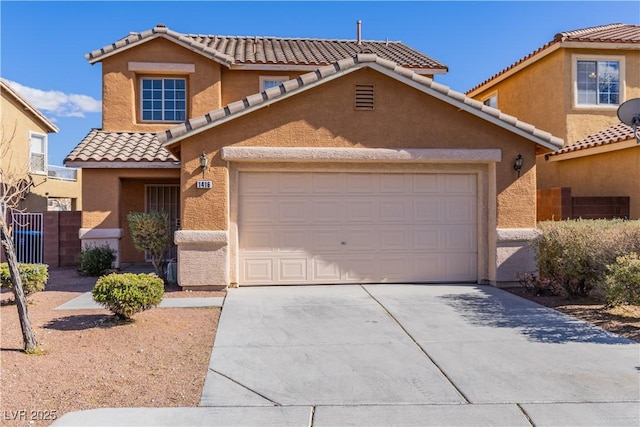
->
[[482, 94, 498, 109], [29, 133, 47, 175], [260, 75, 289, 91], [576, 60, 620, 106], [141, 78, 186, 122]]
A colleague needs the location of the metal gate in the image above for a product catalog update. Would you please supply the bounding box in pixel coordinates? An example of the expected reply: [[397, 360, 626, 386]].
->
[[11, 212, 44, 264], [145, 185, 179, 260]]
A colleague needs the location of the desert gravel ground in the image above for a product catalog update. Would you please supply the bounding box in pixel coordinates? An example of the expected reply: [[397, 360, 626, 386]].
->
[[0, 268, 223, 427]]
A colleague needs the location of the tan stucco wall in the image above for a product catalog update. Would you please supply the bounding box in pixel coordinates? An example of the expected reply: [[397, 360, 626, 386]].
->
[[1, 90, 48, 178], [539, 147, 640, 219], [101, 38, 223, 132], [177, 68, 538, 232]]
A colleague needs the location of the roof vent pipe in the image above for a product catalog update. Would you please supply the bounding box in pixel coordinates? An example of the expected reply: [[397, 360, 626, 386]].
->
[[357, 20, 362, 46]]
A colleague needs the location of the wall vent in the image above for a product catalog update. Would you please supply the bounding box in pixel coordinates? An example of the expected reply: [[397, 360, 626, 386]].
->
[[355, 84, 374, 110]]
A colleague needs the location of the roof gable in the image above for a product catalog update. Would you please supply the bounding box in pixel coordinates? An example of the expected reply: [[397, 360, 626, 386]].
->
[[1, 79, 58, 134], [467, 23, 640, 96], [86, 24, 447, 74], [157, 54, 563, 152]]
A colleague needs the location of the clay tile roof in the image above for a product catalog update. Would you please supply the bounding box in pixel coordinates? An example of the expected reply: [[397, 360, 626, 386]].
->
[[467, 23, 640, 94], [86, 24, 447, 72], [65, 129, 177, 163], [546, 122, 635, 158], [158, 54, 563, 152]]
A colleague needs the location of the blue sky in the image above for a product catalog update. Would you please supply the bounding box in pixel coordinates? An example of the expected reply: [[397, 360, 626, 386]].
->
[[1, 1, 638, 165]]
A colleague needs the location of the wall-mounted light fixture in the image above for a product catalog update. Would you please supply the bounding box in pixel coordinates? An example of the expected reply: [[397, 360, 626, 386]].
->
[[514, 154, 523, 178], [199, 152, 208, 178]]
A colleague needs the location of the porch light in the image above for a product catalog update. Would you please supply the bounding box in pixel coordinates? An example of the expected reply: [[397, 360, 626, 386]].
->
[[514, 154, 524, 178], [199, 152, 208, 177]]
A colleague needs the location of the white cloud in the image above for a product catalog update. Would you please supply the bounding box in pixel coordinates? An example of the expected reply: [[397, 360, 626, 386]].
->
[[5, 80, 101, 118]]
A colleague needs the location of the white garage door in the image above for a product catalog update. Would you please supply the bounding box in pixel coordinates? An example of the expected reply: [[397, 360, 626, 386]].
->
[[238, 172, 477, 285]]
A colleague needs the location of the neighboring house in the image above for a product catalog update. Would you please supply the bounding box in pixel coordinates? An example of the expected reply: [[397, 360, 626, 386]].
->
[[66, 24, 562, 289], [466, 23, 640, 219], [1, 79, 82, 212]]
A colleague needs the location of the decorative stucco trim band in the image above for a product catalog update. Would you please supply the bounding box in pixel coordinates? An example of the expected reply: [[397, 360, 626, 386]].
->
[[221, 147, 502, 163], [79, 228, 123, 240], [496, 228, 541, 242], [174, 230, 229, 246]]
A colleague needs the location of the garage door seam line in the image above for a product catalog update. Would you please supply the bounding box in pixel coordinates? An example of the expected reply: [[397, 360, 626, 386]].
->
[[360, 285, 472, 404]]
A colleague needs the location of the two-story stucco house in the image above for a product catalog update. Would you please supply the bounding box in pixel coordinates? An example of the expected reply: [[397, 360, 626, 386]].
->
[[66, 24, 563, 290], [467, 23, 640, 219]]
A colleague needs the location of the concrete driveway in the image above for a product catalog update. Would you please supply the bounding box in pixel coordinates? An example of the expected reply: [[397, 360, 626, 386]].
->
[[54, 284, 639, 426], [200, 284, 639, 426]]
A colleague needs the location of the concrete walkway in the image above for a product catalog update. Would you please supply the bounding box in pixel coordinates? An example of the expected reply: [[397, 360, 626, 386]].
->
[[53, 284, 639, 426], [55, 292, 224, 310]]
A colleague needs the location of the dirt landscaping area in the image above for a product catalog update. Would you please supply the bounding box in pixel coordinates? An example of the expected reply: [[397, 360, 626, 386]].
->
[[0, 268, 223, 427], [0, 268, 638, 427]]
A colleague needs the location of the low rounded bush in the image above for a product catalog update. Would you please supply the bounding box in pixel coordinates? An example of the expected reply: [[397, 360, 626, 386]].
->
[[78, 244, 116, 276], [92, 273, 164, 319], [603, 253, 640, 307], [0, 263, 49, 296], [535, 220, 640, 299]]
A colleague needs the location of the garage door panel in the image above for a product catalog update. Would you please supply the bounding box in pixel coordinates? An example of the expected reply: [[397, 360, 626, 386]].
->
[[345, 228, 379, 250], [239, 172, 478, 285], [278, 258, 308, 281], [243, 259, 274, 283], [241, 199, 277, 224], [278, 229, 309, 252], [240, 172, 277, 195], [312, 173, 344, 193], [347, 200, 378, 222], [380, 174, 409, 194], [413, 198, 445, 222], [313, 257, 342, 281], [379, 228, 411, 250], [278, 200, 309, 223], [313, 200, 345, 222], [346, 173, 378, 193], [380, 200, 410, 222]]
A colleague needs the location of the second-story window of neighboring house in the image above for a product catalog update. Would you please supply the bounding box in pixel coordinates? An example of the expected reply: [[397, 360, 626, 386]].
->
[[260, 76, 289, 91], [577, 60, 620, 106], [29, 133, 46, 174], [141, 78, 186, 122]]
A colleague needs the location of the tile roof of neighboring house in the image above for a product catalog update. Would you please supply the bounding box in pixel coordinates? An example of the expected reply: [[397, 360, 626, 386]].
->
[[467, 23, 640, 95], [85, 24, 447, 73], [545, 122, 635, 159], [0, 78, 59, 133], [157, 53, 563, 152], [65, 129, 176, 163]]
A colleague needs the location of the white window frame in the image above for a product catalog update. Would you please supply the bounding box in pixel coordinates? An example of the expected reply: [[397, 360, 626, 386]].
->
[[29, 132, 47, 175], [482, 92, 498, 109], [140, 77, 187, 123], [259, 75, 289, 91], [572, 54, 624, 109]]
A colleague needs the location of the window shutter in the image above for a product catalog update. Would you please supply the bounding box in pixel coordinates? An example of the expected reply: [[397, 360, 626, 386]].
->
[[355, 84, 374, 110]]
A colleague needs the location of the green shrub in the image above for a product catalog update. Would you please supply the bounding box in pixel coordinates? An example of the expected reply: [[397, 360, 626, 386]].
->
[[535, 219, 640, 299], [603, 253, 640, 307], [0, 263, 49, 296], [92, 273, 164, 319], [78, 244, 116, 276]]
